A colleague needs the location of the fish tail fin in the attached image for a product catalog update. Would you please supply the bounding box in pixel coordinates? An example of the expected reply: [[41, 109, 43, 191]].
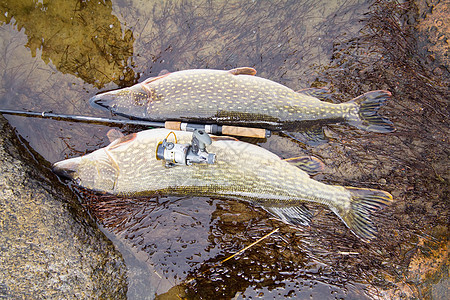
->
[[332, 187, 393, 242], [346, 90, 395, 133]]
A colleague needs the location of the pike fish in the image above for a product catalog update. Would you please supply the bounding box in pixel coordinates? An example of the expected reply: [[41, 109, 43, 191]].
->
[[90, 67, 394, 132], [53, 129, 393, 241]]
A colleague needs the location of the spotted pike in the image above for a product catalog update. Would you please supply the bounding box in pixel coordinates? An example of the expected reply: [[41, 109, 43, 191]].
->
[[90, 67, 394, 132], [53, 128, 392, 241]]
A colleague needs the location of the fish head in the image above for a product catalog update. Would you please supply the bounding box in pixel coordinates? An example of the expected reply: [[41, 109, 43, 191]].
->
[[89, 83, 153, 118], [52, 150, 119, 192], [52, 156, 81, 180]]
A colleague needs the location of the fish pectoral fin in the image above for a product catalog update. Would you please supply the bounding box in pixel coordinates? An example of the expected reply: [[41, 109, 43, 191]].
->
[[106, 129, 125, 143], [108, 133, 137, 149], [283, 156, 325, 176], [142, 72, 171, 85], [263, 205, 312, 226], [296, 87, 333, 101], [229, 67, 257, 76], [158, 69, 170, 76]]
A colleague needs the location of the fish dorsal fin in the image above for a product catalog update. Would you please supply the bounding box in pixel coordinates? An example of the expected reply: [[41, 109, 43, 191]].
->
[[142, 72, 171, 85], [263, 205, 312, 226], [229, 67, 257, 76], [297, 87, 332, 101], [106, 129, 125, 143], [283, 156, 325, 176], [108, 133, 137, 149]]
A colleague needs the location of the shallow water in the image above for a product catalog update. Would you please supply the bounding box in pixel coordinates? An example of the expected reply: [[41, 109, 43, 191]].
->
[[0, 0, 448, 299]]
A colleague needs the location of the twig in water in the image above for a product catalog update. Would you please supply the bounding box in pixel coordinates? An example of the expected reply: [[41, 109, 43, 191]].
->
[[220, 228, 280, 264], [186, 228, 280, 284]]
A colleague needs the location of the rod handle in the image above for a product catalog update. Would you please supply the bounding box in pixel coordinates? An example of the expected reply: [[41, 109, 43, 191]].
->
[[165, 121, 270, 139], [164, 121, 181, 130], [222, 125, 268, 139]]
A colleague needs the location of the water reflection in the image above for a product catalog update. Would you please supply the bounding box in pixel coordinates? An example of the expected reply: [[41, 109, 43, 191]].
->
[[0, 0, 136, 88], [81, 191, 372, 299]]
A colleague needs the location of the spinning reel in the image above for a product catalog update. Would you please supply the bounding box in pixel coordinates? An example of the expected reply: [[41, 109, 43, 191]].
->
[[156, 130, 216, 167]]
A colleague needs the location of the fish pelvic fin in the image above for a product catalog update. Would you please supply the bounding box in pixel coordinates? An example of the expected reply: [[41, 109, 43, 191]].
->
[[264, 204, 313, 226], [283, 156, 325, 176], [347, 90, 395, 133], [333, 187, 393, 242]]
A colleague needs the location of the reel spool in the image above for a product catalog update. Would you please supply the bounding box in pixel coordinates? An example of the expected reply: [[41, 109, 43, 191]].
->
[[156, 130, 216, 167]]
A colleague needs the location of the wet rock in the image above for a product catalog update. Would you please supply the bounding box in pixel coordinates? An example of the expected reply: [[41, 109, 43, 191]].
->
[[0, 114, 127, 298]]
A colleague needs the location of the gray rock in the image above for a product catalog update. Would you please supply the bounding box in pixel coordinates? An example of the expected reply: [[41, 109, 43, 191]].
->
[[0, 114, 127, 299]]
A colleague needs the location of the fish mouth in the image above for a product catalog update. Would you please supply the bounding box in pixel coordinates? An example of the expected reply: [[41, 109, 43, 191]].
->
[[89, 84, 149, 112], [52, 157, 81, 180], [89, 91, 118, 111]]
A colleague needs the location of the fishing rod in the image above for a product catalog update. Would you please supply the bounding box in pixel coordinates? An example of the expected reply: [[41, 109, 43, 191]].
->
[[0, 109, 270, 139]]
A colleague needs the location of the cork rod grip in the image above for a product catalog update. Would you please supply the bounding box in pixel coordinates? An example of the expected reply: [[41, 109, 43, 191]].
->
[[164, 121, 181, 130], [221, 125, 267, 138]]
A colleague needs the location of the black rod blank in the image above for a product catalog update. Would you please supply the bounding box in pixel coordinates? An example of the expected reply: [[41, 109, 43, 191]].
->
[[0, 109, 271, 138], [0, 109, 165, 127]]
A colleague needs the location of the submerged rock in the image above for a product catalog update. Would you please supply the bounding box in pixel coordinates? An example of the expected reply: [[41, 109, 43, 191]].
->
[[0, 114, 127, 298]]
